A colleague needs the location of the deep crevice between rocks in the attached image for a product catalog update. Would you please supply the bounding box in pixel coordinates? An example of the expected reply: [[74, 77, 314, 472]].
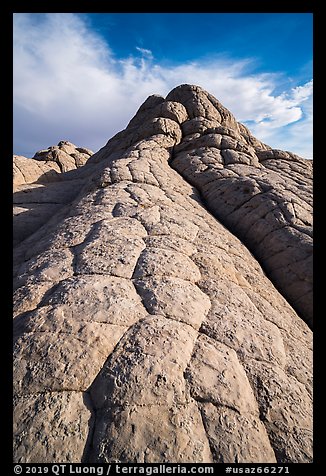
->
[[80, 320, 140, 463], [80, 232, 150, 463], [165, 119, 290, 462], [168, 152, 312, 329]]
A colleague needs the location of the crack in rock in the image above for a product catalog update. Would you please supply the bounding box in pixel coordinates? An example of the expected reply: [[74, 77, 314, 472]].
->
[[13, 84, 312, 464]]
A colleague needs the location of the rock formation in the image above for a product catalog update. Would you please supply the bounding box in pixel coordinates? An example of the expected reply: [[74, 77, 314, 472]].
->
[[13, 85, 313, 463], [13, 141, 93, 246]]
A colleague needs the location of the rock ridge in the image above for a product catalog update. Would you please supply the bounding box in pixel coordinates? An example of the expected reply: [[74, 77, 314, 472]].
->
[[13, 141, 93, 246], [13, 84, 312, 463]]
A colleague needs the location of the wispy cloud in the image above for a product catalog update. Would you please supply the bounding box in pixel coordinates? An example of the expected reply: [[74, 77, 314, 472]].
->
[[13, 13, 312, 159], [135, 46, 154, 60]]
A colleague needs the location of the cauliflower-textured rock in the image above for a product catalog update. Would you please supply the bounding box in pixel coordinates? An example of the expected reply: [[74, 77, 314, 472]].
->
[[13, 85, 312, 463]]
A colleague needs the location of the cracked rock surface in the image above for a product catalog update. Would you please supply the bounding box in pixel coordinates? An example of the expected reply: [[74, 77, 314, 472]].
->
[[13, 84, 312, 463], [13, 141, 93, 246]]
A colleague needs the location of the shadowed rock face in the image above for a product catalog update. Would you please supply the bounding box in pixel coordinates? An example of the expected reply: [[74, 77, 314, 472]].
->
[[13, 142, 93, 246], [167, 86, 312, 328], [13, 84, 312, 463]]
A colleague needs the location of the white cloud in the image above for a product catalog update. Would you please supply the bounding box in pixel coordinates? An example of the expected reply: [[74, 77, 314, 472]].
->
[[13, 13, 313, 159], [287, 80, 313, 103], [245, 80, 313, 157], [135, 46, 154, 60]]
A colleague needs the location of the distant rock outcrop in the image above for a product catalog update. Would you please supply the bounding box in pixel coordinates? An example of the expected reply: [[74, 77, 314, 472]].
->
[[13, 85, 312, 463], [13, 141, 93, 245]]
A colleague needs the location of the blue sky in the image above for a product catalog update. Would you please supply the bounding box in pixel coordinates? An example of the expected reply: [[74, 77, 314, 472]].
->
[[13, 13, 313, 158]]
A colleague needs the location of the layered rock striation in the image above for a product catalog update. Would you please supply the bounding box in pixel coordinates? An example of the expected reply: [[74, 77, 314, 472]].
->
[[13, 85, 313, 463], [13, 141, 93, 246]]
